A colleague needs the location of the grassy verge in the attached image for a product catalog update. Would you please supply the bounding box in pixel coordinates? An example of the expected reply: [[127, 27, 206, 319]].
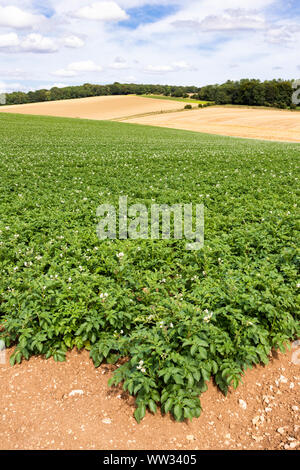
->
[[141, 94, 211, 105]]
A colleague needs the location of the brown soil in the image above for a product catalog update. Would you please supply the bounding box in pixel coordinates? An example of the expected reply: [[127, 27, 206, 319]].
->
[[0, 343, 299, 450], [124, 106, 300, 143], [0, 95, 181, 121]]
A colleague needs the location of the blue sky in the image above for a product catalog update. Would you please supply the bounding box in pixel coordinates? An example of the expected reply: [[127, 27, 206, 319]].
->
[[32, 1, 56, 18], [0, 0, 299, 93], [119, 4, 179, 29]]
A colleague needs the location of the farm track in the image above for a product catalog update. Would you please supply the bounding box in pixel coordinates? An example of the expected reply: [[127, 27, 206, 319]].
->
[[111, 106, 196, 121]]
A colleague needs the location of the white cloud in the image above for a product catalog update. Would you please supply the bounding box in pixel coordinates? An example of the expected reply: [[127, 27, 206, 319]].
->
[[172, 9, 266, 33], [53, 60, 103, 77], [71, 1, 128, 22], [109, 57, 130, 69], [145, 61, 197, 74], [145, 64, 173, 73], [0, 81, 31, 93], [122, 74, 137, 82], [0, 32, 58, 53], [52, 69, 78, 77], [172, 60, 197, 71], [0, 5, 44, 29], [21, 34, 58, 53], [0, 0, 299, 90], [43, 82, 71, 89], [198, 9, 266, 32], [0, 67, 25, 79], [132, 1, 273, 39], [0, 33, 20, 48], [265, 27, 291, 45], [265, 24, 300, 45], [69, 60, 102, 72], [63, 35, 85, 48]]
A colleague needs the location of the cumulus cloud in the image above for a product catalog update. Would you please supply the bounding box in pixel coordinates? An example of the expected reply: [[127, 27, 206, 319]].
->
[[264, 24, 300, 45], [52, 69, 78, 78], [21, 34, 58, 53], [0, 67, 26, 79], [69, 60, 103, 72], [0, 33, 20, 49], [71, 1, 128, 22], [145, 61, 197, 74], [43, 82, 71, 89], [0, 32, 58, 53], [0, 0, 299, 90], [0, 5, 45, 29], [53, 60, 103, 77], [145, 65, 173, 73], [0, 81, 31, 93], [173, 9, 266, 33], [62, 35, 85, 48], [0, 31, 87, 55], [201, 9, 266, 32], [122, 75, 137, 83], [172, 60, 197, 71], [109, 57, 130, 69]]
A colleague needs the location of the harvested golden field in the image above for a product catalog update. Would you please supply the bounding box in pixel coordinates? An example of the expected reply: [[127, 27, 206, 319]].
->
[[0, 95, 181, 121], [123, 106, 300, 143], [1, 96, 299, 142]]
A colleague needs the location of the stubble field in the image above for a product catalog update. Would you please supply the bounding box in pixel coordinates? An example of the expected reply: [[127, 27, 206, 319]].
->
[[0, 95, 181, 121], [124, 105, 300, 143], [1, 95, 300, 142]]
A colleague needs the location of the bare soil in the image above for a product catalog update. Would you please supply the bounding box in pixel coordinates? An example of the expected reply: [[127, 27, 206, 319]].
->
[[0, 343, 299, 450]]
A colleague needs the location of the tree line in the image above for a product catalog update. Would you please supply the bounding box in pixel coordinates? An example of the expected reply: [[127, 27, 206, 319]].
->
[[2, 83, 198, 106], [194, 79, 296, 109], [1, 79, 297, 109]]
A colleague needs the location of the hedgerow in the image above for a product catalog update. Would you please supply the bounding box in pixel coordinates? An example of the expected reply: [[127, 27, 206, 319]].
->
[[0, 113, 299, 422]]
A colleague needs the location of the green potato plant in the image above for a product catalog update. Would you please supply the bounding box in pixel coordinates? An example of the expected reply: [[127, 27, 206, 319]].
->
[[0, 113, 299, 423]]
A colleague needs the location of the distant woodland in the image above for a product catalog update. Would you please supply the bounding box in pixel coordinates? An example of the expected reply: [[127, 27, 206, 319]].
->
[[2, 79, 296, 109]]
